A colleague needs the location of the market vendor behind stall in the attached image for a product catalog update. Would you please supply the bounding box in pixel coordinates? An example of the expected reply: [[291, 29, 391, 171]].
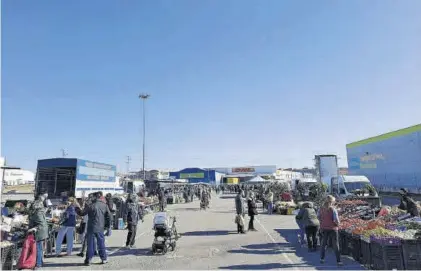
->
[[399, 188, 420, 217]]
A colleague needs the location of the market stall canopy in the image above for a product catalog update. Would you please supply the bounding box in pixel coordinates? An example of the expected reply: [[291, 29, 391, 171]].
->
[[245, 176, 272, 183], [195, 182, 210, 186]]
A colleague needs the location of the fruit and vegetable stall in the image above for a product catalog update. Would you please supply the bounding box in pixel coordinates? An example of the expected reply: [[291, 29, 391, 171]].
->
[[337, 200, 421, 270]]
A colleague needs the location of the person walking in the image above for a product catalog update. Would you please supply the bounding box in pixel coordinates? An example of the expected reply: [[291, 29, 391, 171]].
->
[[296, 202, 320, 252], [319, 195, 342, 266], [28, 194, 49, 269], [266, 190, 274, 215], [105, 193, 115, 236], [76, 196, 98, 258], [124, 194, 139, 249], [158, 188, 166, 212], [55, 198, 77, 256], [78, 193, 111, 266], [235, 190, 246, 234], [247, 193, 258, 231]]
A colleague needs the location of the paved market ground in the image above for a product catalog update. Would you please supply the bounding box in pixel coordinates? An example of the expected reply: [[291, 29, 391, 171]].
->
[[42, 195, 364, 270]]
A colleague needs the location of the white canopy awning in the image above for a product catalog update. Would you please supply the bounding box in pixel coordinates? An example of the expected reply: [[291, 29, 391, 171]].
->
[[245, 176, 272, 183]]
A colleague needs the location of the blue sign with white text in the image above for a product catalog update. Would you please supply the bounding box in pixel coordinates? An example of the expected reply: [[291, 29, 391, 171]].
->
[[76, 159, 116, 182]]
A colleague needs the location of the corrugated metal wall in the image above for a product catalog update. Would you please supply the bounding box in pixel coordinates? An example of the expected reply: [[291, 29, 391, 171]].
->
[[346, 130, 421, 192]]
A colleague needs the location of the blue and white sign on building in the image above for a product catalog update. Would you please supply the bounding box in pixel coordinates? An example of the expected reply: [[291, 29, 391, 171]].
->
[[76, 159, 116, 182]]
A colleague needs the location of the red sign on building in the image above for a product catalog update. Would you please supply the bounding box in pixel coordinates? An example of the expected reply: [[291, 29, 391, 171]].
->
[[232, 167, 256, 173]]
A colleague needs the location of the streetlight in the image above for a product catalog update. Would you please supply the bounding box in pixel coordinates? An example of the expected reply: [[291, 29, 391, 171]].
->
[[139, 93, 150, 181]]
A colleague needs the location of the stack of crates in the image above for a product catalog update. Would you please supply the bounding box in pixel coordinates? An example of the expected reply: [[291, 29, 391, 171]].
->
[[339, 230, 349, 255], [359, 239, 371, 267], [350, 235, 362, 261], [401, 239, 421, 270], [370, 241, 404, 270]]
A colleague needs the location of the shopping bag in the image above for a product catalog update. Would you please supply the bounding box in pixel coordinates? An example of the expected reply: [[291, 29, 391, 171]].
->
[[235, 214, 244, 226], [17, 233, 37, 270]]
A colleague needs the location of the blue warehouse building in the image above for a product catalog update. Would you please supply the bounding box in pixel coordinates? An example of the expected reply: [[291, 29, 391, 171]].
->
[[169, 168, 221, 185], [346, 124, 421, 193]]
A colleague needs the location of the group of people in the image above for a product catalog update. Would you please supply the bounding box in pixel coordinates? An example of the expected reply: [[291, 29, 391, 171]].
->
[[234, 189, 258, 233], [295, 195, 343, 266], [26, 191, 145, 269], [232, 186, 344, 266], [294, 189, 421, 266]]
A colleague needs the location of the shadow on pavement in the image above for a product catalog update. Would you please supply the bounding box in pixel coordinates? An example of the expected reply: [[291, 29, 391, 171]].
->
[[219, 195, 236, 199], [109, 247, 152, 257], [227, 242, 296, 255], [43, 262, 87, 268], [219, 263, 282, 269], [181, 230, 235, 236], [211, 210, 234, 214], [274, 228, 365, 270], [175, 207, 201, 211]]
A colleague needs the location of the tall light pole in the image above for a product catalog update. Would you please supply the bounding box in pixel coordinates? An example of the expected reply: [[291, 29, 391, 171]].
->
[[139, 93, 150, 181], [61, 149, 68, 158], [126, 155, 131, 174]]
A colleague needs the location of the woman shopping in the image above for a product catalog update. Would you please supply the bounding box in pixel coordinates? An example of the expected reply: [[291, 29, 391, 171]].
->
[[55, 198, 77, 256], [296, 202, 319, 252], [318, 195, 343, 266], [28, 194, 49, 269]]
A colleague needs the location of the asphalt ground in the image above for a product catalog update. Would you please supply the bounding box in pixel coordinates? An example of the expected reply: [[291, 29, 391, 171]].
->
[[39, 194, 364, 270]]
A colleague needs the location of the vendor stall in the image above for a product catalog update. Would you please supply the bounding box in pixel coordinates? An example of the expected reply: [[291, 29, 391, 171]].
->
[[337, 199, 421, 270]]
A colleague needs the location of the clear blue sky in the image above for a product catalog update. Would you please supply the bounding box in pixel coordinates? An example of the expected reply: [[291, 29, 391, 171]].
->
[[2, 1, 421, 172]]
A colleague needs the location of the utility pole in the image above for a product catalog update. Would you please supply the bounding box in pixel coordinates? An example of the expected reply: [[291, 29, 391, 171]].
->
[[139, 93, 150, 181], [126, 156, 131, 173], [61, 149, 68, 158]]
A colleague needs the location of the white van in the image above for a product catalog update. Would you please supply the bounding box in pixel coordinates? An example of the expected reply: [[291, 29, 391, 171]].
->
[[330, 175, 373, 198]]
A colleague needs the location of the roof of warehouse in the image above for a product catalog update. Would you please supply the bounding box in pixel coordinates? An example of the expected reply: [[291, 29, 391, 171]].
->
[[346, 123, 421, 149]]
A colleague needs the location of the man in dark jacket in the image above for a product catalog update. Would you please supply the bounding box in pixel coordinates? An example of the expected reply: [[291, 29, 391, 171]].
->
[[158, 188, 166, 212], [247, 193, 258, 231], [123, 194, 139, 248], [235, 190, 246, 234], [399, 188, 409, 210], [79, 194, 111, 266]]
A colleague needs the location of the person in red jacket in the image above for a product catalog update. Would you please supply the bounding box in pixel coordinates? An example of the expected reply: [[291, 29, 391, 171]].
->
[[318, 195, 342, 266]]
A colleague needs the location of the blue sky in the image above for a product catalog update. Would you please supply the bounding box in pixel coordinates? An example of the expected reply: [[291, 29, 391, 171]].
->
[[2, 1, 421, 172]]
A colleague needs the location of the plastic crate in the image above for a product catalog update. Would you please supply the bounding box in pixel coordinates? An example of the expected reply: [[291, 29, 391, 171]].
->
[[1, 243, 16, 270], [351, 235, 361, 261], [401, 239, 421, 270], [370, 242, 404, 270], [339, 230, 349, 255], [359, 239, 371, 267]]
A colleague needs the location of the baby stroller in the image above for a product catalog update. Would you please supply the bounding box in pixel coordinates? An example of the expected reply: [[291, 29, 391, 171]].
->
[[152, 212, 178, 254], [200, 198, 209, 210]]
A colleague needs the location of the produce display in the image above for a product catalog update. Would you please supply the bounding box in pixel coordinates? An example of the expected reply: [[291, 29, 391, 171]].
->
[[338, 199, 421, 247], [267, 182, 290, 202], [139, 196, 158, 205]]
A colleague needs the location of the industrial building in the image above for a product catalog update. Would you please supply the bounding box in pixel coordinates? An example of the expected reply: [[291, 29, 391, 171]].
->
[[169, 168, 224, 185], [1, 157, 35, 186], [210, 165, 276, 184], [346, 124, 421, 193]]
